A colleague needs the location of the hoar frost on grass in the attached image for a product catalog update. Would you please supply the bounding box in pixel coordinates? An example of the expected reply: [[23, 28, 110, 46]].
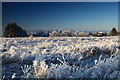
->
[[0, 36, 120, 78]]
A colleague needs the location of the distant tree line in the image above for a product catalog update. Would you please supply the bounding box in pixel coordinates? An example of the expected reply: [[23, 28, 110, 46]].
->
[[2, 23, 119, 37], [49, 29, 87, 37], [49, 29, 108, 37], [34, 30, 49, 37], [88, 32, 107, 37]]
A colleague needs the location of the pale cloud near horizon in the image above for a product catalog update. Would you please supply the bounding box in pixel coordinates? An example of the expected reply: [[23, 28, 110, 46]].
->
[[0, 0, 119, 2]]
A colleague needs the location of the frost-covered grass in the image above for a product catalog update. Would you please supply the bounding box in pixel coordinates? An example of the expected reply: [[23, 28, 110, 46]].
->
[[0, 36, 120, 79]]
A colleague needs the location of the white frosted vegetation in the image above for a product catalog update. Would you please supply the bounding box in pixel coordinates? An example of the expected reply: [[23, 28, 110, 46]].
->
[[0, 36, 120, 78]]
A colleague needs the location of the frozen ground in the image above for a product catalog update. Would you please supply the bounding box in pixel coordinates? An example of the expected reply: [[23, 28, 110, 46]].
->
[[0, 36, 120, 79]]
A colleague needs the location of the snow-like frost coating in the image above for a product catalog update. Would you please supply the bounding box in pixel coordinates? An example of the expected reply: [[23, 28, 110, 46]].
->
[[1, 36, 120, 79]]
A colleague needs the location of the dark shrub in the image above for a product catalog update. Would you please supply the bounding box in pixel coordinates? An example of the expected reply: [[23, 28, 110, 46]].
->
[[109, 27, 117, 36], [4, 23, 28, 37]]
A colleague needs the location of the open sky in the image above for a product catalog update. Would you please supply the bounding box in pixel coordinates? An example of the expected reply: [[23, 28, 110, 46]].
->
[[2, 2, 118, 32]]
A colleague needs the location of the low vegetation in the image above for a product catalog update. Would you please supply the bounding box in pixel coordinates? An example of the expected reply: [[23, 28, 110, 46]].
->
[[1, 36, 120, 78]]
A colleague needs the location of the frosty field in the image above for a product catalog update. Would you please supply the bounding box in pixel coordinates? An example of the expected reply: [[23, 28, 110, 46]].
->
[[0, 36, 120, 79]]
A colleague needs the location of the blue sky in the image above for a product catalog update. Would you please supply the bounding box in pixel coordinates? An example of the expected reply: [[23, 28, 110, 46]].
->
[[2, 2, 118, 31]]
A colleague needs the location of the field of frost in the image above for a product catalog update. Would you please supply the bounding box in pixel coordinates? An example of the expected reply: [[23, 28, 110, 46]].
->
[[0, 36, 120, 79]]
